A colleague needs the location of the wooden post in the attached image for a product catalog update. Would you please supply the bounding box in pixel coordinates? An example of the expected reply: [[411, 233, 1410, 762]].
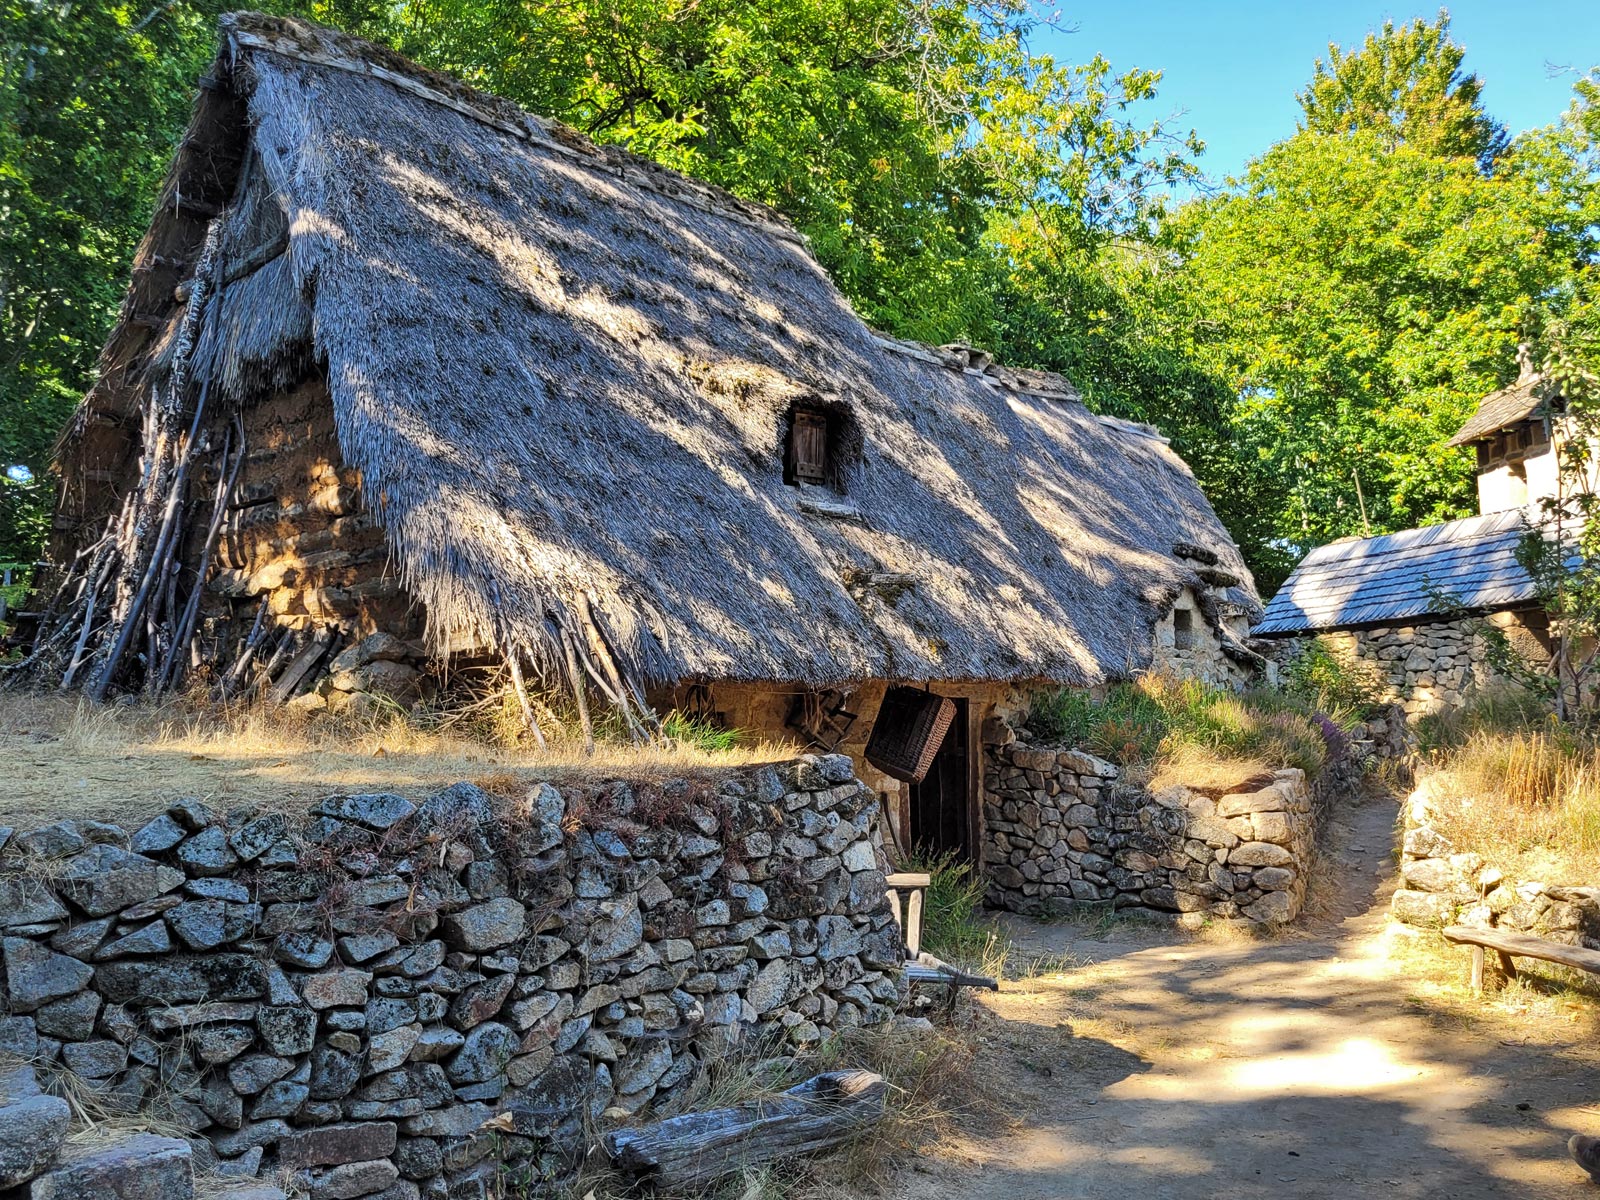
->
[[1470, 944, 1486, 994]]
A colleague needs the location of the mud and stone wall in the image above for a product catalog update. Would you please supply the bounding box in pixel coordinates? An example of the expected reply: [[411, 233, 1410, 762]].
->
[[0, 756, 902, 1199], [982, 735, 1318, 927], [1390, 775, 1600, 946]]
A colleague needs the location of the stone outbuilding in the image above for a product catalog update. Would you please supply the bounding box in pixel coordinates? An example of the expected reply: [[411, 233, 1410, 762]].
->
[[1254, 354, 1565, 720]]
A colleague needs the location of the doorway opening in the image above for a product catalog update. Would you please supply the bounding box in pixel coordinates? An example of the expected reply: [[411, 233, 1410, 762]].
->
[[908, 696, 971, 861]]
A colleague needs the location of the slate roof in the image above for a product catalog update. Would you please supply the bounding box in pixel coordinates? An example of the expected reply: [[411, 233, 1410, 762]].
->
[[1449, 371, 1551, 446], [1252, 509, 1546, 636]]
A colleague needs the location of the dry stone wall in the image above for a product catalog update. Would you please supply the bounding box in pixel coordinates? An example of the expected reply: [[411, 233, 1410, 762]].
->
[[0, 755, 902, 1200], [983, 740, 1316, 927], [1390, 776, 1600, 945], [1294, 615, 1547, 722]]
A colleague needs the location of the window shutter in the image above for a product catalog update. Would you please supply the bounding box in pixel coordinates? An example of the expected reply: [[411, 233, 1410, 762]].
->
[[789, 408, 829, 484]]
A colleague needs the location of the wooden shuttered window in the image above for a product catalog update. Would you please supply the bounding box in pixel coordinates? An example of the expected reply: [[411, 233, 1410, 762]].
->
[[787, 407, 830, 485]]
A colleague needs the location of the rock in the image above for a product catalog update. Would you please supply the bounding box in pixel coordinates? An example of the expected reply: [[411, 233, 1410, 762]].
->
[[194, 1021, 256, 1065], [368, 1024, 423, 1073], [0, 1093, 70, 1187], [130, 813, 187, 855], [614, 1041, 672, 1094], [146, 1000, 259, 1032], [2, 936, 94, 1011], [745, 959, 789, 1014], [176, 826, 238, 877], [28, 1132, 191, 1200], [315, 794, 418, 831], [95, 955, 262, 1005], [93, 920, 173, 959], [228, 1053, 296, 1095], [249, 1080, 309, 1120], [1227, 841, 1294, 868], [1392, 889, 1459, 927], [55, 844, 185, 916], [309, 1045, 364, 1100], [0, 1015, 38, 1058], [1253, 866, 1297, 891], [185, 877, 251, 902], [230, 813, 290, 862], [1402, 825, 1454, 859], [301, 969, 373, 1009], [32, 989, 99, 1041], [51, 915, 115, 959], [338, 932, 400, 964], [309, 1158, 400, 1200], [280, 1122, 399, 1169], [1250, 811, 1293, 845], [409, 1027, 464, 1062], [276, 933, 336, 969], [588, 898, 643, 961], [1402, 857, 1464, 894], [258, 1006, 318, 1056], [168, 900, 259, 950], [0, 878, 68, 929], [17, 821, 87, 859], [1240, 891, 1295, 926], [815, 915, 862, 960], [451, 975, 515, 1030], [439, 898, 525, 952], [446, 1022, 519, 1084], [212, 1119, 290, 1155]]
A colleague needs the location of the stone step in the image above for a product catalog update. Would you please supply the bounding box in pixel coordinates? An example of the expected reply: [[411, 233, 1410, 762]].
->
[[27, 1132, 192, 1200]]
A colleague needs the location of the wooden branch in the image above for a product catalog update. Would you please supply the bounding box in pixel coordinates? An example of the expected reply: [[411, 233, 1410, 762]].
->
[[601, 1070, 886, 1189], [505, 652, 548, 751]]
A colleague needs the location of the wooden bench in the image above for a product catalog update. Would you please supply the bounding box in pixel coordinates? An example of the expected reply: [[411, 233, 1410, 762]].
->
[[885, 871, 999, 995], [1442, 924, 1600, 993]]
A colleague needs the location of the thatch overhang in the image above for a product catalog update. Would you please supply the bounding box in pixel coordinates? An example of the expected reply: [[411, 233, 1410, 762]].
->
[[51, 13, 1258, 700]]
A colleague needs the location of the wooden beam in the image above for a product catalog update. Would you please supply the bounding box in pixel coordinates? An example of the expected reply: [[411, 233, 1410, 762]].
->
[[1443, 924, 1600, 994], [601, 1071, 886, 1189]]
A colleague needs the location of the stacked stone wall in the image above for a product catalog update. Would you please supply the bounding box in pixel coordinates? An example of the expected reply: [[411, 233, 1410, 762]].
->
[[0, 755, 902, 1199], [1291, 614, 1547, 723], [982, 739, 1317, 927], [1390, 775, 1600, 946]]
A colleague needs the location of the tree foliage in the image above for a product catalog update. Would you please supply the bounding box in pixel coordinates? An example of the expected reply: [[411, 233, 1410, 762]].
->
[[1297, 11, 1508, 165]]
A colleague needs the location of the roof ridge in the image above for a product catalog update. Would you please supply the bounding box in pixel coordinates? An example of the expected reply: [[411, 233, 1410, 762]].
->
[[222, 12, 808, 248]]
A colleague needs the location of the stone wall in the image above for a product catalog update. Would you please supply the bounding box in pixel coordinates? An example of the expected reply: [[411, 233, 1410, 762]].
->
[[1290, 614, 1548, 722], [982, 738, 1317, 927], [0, 756, 902, 1200], [1390, 776, 1600, 946]]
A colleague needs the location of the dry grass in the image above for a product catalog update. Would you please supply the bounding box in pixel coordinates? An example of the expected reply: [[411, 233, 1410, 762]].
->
[[0, 694, 798, 827], [1383, 922, 1600, 1046], [1422, 729, 1600, 886], [1146, 741, 1276, 798]]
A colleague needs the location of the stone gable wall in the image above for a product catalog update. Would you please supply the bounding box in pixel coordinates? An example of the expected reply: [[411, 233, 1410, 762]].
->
[[983, 739, 1317, 927], [0, 755, 902, 1200]]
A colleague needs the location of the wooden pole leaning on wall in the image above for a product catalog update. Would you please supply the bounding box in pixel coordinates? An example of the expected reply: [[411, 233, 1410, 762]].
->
[[505, 653, 548, 751]]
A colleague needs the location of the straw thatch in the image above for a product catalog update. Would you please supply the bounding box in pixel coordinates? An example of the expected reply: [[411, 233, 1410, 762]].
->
[[48, 13, 1257, 701]]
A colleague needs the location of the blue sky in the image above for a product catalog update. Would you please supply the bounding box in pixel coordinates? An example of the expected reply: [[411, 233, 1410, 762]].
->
[[1037, 1, 1599, 183]]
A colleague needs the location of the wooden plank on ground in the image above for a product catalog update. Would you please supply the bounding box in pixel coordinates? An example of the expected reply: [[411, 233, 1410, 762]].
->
[[601, 1070, 886, 1189]]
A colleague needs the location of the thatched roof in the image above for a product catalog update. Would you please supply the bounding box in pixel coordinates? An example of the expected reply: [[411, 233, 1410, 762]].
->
[[58, 13, 1257, 693]]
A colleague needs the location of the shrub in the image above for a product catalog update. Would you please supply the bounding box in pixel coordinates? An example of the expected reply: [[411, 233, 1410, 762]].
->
[[1283, 636, 1385, 719]]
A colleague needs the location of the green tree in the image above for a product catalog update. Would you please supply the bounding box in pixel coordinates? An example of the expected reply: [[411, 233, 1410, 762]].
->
[[0, 0, 253, 560], [1297, 10, 1508, 165]]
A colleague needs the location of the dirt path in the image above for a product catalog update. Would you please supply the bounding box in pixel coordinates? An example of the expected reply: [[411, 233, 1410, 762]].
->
[[892, 790, 1600, 1200]]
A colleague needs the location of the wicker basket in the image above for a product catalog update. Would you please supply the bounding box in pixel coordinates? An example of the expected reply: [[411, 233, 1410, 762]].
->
[[865, 687, 956, 783]]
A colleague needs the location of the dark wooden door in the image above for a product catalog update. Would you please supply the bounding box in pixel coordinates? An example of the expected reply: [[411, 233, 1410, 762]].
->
[[909, 697, 970, 861]]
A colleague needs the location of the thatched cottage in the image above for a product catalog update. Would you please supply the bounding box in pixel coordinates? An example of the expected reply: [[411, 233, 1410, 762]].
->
[[1255, 354, 1564, 719], [23, 15, 1259, 861]]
